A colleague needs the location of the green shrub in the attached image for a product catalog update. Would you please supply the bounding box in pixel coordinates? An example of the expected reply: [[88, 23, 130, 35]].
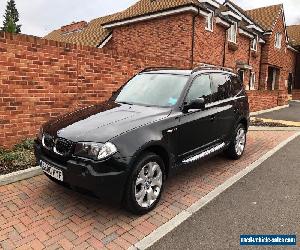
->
[[0, 151, 20, 163], [0, 138, 35, 170], [0, 147, 6, 155], [13, 139, 35, 151]]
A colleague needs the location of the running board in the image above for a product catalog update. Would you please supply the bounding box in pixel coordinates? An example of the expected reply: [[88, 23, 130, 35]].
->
[[182, 143, 226, 164]]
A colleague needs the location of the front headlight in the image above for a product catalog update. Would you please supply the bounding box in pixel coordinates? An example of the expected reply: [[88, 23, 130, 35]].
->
[[74, 142, 117, 160]]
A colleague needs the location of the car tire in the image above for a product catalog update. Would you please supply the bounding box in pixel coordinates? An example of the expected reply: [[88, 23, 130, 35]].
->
[[225, 123, 247, 160], [124, 152, 165, 215]]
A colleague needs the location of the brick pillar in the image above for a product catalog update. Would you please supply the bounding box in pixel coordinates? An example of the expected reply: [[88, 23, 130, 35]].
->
[[259, 64, 268, 90], [277, 90, 288, 106], [275, 69, 282, 90], [277, 69, 290, 91]]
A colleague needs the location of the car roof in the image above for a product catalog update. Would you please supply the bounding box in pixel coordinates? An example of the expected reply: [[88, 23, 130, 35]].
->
[[142, 69, 192, 76], [141, 69, 235, 76]]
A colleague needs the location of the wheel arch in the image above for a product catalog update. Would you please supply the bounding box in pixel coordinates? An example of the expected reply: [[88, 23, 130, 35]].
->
[[130, 142, 171, 179], [238, 117, 249, 132]]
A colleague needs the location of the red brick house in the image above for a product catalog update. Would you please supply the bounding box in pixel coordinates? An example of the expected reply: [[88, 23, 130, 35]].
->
[[98, 0, 266, 91], [246, 4, 297, 93], [45, 0, 299, 106], [287, 24, 300, 99]]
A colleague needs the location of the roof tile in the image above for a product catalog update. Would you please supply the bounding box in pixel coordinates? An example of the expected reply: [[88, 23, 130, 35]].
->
[[44, 14, 119, 47], [103, 0, 201, 25], [246, 4, 282, 31], [287, 25, 300, 47]]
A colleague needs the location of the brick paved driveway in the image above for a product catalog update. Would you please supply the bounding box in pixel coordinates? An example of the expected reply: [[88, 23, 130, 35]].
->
[[0, 131, 295, 250]]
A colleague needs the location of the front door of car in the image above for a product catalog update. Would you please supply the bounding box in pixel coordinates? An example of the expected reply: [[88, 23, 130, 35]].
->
[[177, 74, 217, 161]]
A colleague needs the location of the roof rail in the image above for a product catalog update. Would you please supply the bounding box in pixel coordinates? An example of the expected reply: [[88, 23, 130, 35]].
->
[[192, 64, 233, 74], [140, 67, 181, 73]]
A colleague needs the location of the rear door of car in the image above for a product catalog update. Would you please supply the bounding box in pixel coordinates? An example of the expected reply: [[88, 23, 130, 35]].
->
[[208, 73, 240, 142]]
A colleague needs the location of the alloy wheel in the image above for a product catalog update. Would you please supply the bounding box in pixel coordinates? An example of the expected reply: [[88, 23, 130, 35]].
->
[[135, 162, 163, 208], [235, 127, 246, 156]]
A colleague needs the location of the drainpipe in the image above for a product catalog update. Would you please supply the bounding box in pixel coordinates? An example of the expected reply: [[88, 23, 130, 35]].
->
[[223, 25, 229, 67], [248, 40, 252, 91], [191, 9, 199, 68], [295, 51, 299, 89], [258, 43, 264, 90]]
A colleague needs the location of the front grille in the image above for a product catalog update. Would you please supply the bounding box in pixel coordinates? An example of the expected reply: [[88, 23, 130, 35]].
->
[[54, 138, 74, 156], [42, 134, 74, 157]]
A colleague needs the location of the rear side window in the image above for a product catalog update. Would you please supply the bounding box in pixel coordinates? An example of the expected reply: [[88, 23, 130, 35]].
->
[[186, 74, 212, 103], [211, 73, 231, 101]]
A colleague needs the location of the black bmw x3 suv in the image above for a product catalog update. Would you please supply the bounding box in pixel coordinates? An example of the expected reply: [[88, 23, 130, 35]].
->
[[35, 66, 250, 214]]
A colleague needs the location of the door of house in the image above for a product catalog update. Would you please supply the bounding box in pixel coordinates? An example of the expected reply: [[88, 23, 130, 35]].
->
[[238, 70, 244, 84], [267, 67, 277, 90]]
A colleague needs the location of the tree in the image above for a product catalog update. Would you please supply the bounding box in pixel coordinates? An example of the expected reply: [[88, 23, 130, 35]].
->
[[2, 0, 21, 33], [6, 17, 17, 33]]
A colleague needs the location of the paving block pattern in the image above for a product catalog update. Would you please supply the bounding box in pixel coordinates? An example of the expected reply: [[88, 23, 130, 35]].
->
[[0, 131, 295, 250]]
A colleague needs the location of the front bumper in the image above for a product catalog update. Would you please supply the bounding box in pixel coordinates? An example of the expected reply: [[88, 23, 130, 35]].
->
[[34, 141, 129, 203]]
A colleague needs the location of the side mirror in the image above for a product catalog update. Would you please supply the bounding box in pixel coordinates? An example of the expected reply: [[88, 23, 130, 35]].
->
[[184, 98, 205, 112]]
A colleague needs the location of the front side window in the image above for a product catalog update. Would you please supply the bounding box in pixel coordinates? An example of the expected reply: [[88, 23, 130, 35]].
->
[[251, 36, 258, 51], [115, 73, 188, 107], [228, 22, 237, 43], [186, 74, 212, 103], [211, 73, 232, 101], [275, 33, 282, 49], [205, 11, 214, 32]]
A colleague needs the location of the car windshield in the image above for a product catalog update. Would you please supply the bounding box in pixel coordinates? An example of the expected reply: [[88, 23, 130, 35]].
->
[[115, 73, 188, 107]]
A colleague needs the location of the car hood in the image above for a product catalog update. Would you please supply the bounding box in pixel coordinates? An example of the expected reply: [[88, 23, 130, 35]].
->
[[43, 101, 171, 142]]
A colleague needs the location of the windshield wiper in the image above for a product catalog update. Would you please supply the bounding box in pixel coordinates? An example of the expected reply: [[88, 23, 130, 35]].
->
[[117, 101, 133, 105]]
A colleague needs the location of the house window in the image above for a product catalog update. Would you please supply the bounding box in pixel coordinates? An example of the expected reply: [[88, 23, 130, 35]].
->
[[275, 33, 282, 49], [251, 36, 258, 51], [205, 11, 214, 32], [228, 22, 237, 43], [250, 72, 256, 90]]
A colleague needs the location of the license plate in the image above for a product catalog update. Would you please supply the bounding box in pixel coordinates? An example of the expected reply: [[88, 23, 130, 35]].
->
[[40, 160, 63, 182]]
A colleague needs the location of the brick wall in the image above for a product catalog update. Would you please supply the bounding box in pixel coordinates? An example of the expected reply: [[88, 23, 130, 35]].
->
[[107, 13, 194, 68], [247, 90, 284, 112], [292, 90, 300, 100], [0, 32, 188, 148], [296, 53, 300, 89], [193, 15, 225, 67]]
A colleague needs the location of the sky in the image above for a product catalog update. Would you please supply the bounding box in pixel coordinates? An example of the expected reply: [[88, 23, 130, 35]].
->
[[0, 0, 299, 37]]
